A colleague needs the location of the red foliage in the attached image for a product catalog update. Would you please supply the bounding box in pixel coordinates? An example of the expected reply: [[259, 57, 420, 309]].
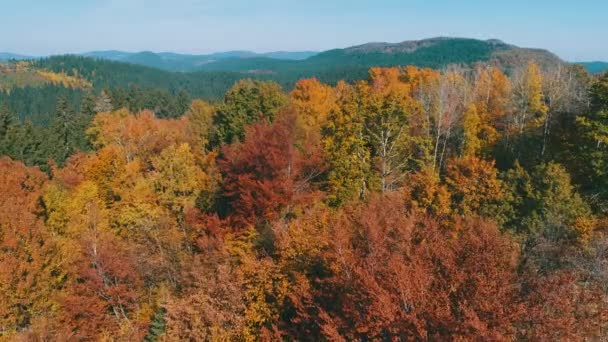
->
[[185, 208, 226, 252], [287, 194, 522, 340], [60, 231, 146, 340], [519, 270, 608, 340], [219, 111, 324, 228]]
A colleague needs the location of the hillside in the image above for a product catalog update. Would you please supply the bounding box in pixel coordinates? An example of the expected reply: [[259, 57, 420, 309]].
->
[[0, 37, 567, 125], [79, 37, 561, 86], [182, 37, 563, 75], [44, 37, 561, 75], [0, 61, 91, 91], [32, 56, 249, 98], [33, 37, 558, 98]]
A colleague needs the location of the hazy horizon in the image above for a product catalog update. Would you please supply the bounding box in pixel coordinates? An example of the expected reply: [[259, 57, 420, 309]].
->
[[2, 0, 607, 62]]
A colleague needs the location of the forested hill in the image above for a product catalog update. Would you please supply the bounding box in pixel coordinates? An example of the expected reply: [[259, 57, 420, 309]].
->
[[33, 37, 564, 95], [75, 37, 562, 74], [193, 37, 562, 74], [0, 37, 566, 127], [33, 56, 247, 100]]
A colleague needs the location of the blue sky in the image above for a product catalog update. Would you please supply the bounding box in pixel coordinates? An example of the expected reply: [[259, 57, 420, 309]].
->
[[1, 0, 606, 61]]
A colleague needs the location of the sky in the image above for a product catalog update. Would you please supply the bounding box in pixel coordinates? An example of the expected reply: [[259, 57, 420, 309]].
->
[[1, 0, 606, 61]]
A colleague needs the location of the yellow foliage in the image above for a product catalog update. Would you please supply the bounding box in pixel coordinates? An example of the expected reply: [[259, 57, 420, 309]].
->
[[185, 99, 215, 150], [462, 104, 482, 157], [151, 143, 210, 214], [36, 70, 92, 89], [64, 181, 110, 237]]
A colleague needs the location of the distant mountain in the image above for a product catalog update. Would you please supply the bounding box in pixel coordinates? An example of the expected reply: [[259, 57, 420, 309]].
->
[[3, 37, 571, 105], [191, 37, 564, 78], [77, 38, 562, 74], [2, 37, 563, 75], [82, 50, 133, 60], [81, 50, 318, 72], [14, 37, 563, 106], [1, 37, 573, 125], [260, 51, 318, 60], [578, 61, 608, 74], [0, 53, 32, 61]]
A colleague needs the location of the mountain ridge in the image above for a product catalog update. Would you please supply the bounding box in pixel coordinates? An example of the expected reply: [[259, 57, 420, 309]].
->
[[0, 37, 598, 126], [3, 37, 604, 75]]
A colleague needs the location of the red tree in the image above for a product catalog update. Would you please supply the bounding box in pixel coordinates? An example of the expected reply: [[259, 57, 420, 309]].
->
[[284, 194, 522, 340], [60, 232, 147, 340], [219, 111, 324, 229]]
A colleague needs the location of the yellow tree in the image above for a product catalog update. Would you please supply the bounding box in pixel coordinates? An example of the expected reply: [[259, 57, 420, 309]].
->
[[185, 99, 215, 151], [360, 68, 415, 192], [87, 109, 193, 165], [511, 62, 548, 134], [323, 81, 370, 206], [461, 104, 482, 157], [290, 78, 336, 138], [151, 143, 210, 216], [402, 166, 451, 218], [445, 156, 511, 224], [471, 65, 512, 149]]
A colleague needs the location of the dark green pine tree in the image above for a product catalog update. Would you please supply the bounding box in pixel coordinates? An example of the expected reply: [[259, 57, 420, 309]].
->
[[9, 120, 50, 170], [174, 89, 191, 118], [143, 307, 167, 342], [52, 96, 75, 164], [50, 96, 90, 165], [110, 88, 128, 111], [0, 105, 17, 157], [0, 105, 15, 140], [127, 85, 145, 113], [573, 73, 608, 210]]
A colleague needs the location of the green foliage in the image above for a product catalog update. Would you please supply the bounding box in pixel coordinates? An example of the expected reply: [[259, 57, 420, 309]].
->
[[212, 79, 288, 145], [143, 307, 167, 342], [322, 82, 370, 206], [0, 118, 49, 170], [504, 162, 592, 242], [0, 84, 85, 126], [571, 74, 608, 210], [34, 55, 245, 100], [49, 96, 91, 165]]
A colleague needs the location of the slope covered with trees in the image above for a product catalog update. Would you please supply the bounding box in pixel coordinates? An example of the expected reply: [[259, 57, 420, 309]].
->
[[0, 37, 567, 128], [1, 57, 608, 340]]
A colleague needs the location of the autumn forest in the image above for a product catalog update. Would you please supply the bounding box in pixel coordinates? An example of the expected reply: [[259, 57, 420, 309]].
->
[[2, 58, 608, 341]]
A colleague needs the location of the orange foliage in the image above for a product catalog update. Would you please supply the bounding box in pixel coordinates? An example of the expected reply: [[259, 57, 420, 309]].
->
[[1, 64, 606, 340], [445, 155, 508, 221], [0, 158, 59, 334], [87, 109, 195, 164], [291, 78, 336, 135], [283, 195, 522, 340]]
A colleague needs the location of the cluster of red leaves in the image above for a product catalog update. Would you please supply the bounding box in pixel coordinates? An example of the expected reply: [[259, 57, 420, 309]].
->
[[219, 111, 325, 229]]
